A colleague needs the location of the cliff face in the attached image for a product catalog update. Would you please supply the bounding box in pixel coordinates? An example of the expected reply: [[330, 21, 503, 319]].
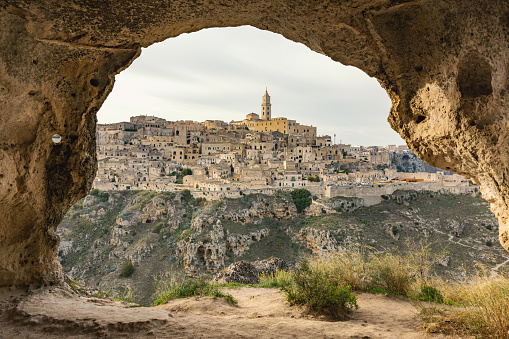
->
[[58, 190, 504, 305]]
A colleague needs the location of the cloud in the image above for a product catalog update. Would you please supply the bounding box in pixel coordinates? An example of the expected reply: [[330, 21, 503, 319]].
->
[[99, 26, 405, 146]]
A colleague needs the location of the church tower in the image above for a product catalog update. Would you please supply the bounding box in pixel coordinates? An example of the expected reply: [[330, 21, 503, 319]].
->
[[261, 88, 271, 121]]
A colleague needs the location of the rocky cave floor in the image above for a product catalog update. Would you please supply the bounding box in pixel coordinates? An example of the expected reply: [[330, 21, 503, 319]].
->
[[0, 285, 464, 339]]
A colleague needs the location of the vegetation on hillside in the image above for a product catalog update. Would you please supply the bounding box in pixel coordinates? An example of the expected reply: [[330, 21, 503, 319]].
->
[[154, 277, 237, 306], [170, 168, 192, 184], [283, 258, 358, 320], [58, 189, 503, 307], [90, 189, 110, 202], [291, 189, 312, 213], [257, 247, 509, 337], [121, 261, 135, 278]]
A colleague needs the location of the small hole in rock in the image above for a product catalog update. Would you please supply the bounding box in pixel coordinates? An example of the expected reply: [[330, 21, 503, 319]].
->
[[90, 78, 100, 87], [69, 131, 79, 141], [416, 115, 426, 124]]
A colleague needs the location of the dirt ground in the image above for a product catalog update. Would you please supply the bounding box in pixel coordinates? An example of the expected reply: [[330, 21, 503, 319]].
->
[[0, 286, 467, 338]]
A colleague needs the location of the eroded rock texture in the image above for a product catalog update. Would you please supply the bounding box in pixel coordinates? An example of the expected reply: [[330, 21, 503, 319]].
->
[[0, 0, 508, 285]]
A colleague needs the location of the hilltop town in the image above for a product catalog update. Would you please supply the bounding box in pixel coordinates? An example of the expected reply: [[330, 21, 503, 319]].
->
[[94, 90, 477, 201]]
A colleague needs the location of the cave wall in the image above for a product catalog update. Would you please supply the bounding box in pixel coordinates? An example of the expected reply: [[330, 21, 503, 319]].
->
[[0, 0, 508, 285]]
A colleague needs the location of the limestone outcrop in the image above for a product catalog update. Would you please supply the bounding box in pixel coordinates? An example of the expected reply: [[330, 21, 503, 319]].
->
[[1, 0, 509, 286], [57, 190, 503, 302], [299, 227, 341, 255]]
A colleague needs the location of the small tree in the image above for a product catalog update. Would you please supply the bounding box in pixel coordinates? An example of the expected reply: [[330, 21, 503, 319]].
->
[[291, 189, 312, 213], [98, 191, 109, 202], [181, 168, 192, 176], [181, 189, 193, 203], [121, 261, 135, 278]]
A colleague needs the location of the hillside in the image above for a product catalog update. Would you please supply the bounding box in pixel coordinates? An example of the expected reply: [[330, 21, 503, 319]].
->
[[57, 189, 506, 305]]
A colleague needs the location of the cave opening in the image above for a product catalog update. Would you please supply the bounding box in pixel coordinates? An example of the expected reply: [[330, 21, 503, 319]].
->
[[2, 1, 507, 295], [54, 25, 506, 302]]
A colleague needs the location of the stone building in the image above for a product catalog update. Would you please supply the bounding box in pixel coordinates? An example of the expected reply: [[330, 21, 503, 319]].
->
[[231, 90, 316, 136]]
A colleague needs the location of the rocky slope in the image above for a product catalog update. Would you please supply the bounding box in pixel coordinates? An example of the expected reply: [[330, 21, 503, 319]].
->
[[57, 190, 505, 305]]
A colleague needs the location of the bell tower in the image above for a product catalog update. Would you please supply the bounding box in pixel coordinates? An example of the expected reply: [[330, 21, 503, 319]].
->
[[261, 88, 271, 121]]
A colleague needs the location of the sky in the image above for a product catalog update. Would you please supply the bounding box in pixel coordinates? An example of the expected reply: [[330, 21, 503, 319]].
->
[[98, 25, 405, 146]]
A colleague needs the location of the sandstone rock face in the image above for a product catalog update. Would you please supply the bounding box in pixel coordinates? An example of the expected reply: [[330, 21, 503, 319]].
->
[[1, 0, 509, 285]]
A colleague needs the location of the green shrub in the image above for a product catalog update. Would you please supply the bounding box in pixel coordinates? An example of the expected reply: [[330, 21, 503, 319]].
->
[[181, 168, 192, 176], [283, 258, 358, 320], [154, 278, 237, 306], [181, 189, 193, 203], [121, 261, 135, 278], [98, 191, 109, 202], [193, 197, 206, 206], [291, 189, 312, 213], [90, 189, 100, 196], [419, 285, 444, 303]]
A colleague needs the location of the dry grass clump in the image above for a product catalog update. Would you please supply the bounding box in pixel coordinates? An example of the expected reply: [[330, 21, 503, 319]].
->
[[153, 270, 237, 306], [282, 258, 358, 320], [286, 245, 509, 337], [259, 242, 439, 320], [322, 249, 366, 291], [365, 252, 413, 295], [258, 269, 295, 288], [304, 240, 446, 297], [465, 275, 509, 338], [422, 271, 509, 338]]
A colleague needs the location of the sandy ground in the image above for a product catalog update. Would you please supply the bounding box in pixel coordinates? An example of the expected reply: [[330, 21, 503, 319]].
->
[[0, 286, 467, 338], [155, 287, 461, 339]]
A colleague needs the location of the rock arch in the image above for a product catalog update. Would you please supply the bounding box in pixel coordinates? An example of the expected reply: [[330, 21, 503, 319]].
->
[[1, 0, 509, 286]]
